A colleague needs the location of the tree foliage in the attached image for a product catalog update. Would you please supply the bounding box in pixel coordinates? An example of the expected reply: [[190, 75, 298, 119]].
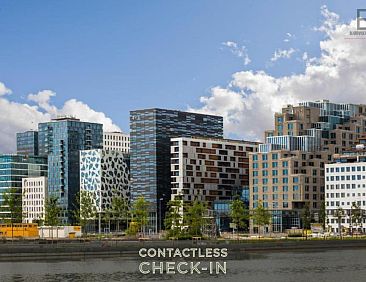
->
[[1, 188, 22, 223], [73, 191, 97, 233], [334, 206, 344, 238], [302, 203, 311, 230], [107, 196, 130, 231], [44, 196, 61, 226], [351, 202, 363, 234], [164, 200, 183, 238], [319, 201, 327, 229], [185, 201, 207, 236], [129, 196, 149, 235], [230, 199, 248, 230], [251, 201, 271, 235]]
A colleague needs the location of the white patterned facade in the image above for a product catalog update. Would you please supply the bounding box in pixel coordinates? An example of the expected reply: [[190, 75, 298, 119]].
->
[[103, 132, 130, 153], [80, 149, 130, 214], [22, 176, 48, 223]]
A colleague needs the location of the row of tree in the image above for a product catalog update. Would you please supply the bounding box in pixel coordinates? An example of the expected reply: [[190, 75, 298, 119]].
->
[[163, 198, 272, 238]]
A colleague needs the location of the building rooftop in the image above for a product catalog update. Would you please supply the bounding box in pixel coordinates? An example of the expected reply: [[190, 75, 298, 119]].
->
[[130, 108, 223, 119], [171, 136, 260, 146], [51, 115, 80, 121]]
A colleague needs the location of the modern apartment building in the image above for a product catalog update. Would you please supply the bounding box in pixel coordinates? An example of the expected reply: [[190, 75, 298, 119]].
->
[[16, 131, 39, 156], [250, 100, 366, 233], [325, 143, 366, 234], [250, 150, 329, 232], [38, 116, 103, 224], [22, 176, 48, 223], [80, 149, 130, 216], [103, 131, 130, 153], [170, 136, 257, 206], [263, 100, 366, 154], [130, 108, 223, 232], [0, 155, 47, 222]]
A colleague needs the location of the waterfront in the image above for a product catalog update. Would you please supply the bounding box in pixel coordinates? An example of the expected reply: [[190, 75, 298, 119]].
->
[[1, 248, 366, 282]]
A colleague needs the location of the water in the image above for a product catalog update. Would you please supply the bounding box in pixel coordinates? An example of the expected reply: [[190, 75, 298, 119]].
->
[[0, 249, 366, 282]]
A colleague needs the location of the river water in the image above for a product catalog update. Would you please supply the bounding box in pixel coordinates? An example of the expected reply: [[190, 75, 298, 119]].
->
[[0, 249, 365, 282]]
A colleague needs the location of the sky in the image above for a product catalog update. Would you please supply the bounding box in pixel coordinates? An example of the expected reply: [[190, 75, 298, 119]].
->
[[1, 0, 366, 152]]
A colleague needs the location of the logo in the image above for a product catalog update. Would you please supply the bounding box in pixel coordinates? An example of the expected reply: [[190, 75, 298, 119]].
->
[[345, 9, 366, 39], [357, 9, 366, 30]]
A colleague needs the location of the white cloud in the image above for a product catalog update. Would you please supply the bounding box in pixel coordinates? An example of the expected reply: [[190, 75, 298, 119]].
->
[[0, 82, 12, 96], [270, 48, 296, 62], [314, 5, 340, 35], [222, 41, 251, 65], [0, 87, 121, 153], [302, 52, 308, 61], [190, 6, 366, 142], [283, 33, 293, 42], [28, 90, 57, 114]]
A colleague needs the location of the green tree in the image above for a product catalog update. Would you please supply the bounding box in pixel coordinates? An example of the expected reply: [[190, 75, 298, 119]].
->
[[164, 200, 183, 238], [319, 201, 327, 229], [102, 209, 112, 233], [129, 196, 148, 236], [44, 196, 61, 239], [302, 203, 311, 239], [1, 188, 23, 224], [229, 199, 248, 236], [110, 196, 129, 232], [251, 201, 271, 237], [185, 201, 207, 237], [351, 203, 362, 236], [73, 191, 97, 235], [0, 188, 22, 239], [334, 207, 344, 239], [45, 196, 61, 227]]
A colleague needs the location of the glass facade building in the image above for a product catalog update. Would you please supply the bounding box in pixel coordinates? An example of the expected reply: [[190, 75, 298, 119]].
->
[[16, 131, 39, 156], [130, 108, 223, 233], [38, 117, 103, 224], [0, 154, 47, 221]]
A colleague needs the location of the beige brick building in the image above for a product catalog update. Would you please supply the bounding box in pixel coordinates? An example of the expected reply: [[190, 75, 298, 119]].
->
[[251, 100, 366, 233]]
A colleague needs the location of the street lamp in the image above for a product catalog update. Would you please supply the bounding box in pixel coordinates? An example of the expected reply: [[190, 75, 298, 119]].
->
[[159, 197, 164, 233]]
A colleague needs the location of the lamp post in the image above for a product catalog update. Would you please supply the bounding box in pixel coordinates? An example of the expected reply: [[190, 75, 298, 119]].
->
[[159, 197, 164, 233]]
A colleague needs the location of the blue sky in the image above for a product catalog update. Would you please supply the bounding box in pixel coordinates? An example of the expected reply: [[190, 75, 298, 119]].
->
[[0, 0, 365, 135]]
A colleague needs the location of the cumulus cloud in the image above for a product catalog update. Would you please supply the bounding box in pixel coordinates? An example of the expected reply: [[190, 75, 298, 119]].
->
[[28, 90, 57, 114], [314, 5, 340, 35], [271, 48, 296, 62], [190, 6, 366, 142], [0, 86, 121, 153], [222, 41, 251, 65], [0, 82, 12, 96]]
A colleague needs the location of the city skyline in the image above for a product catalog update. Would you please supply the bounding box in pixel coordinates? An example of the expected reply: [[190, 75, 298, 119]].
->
[[1, 1, 366, 154]]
